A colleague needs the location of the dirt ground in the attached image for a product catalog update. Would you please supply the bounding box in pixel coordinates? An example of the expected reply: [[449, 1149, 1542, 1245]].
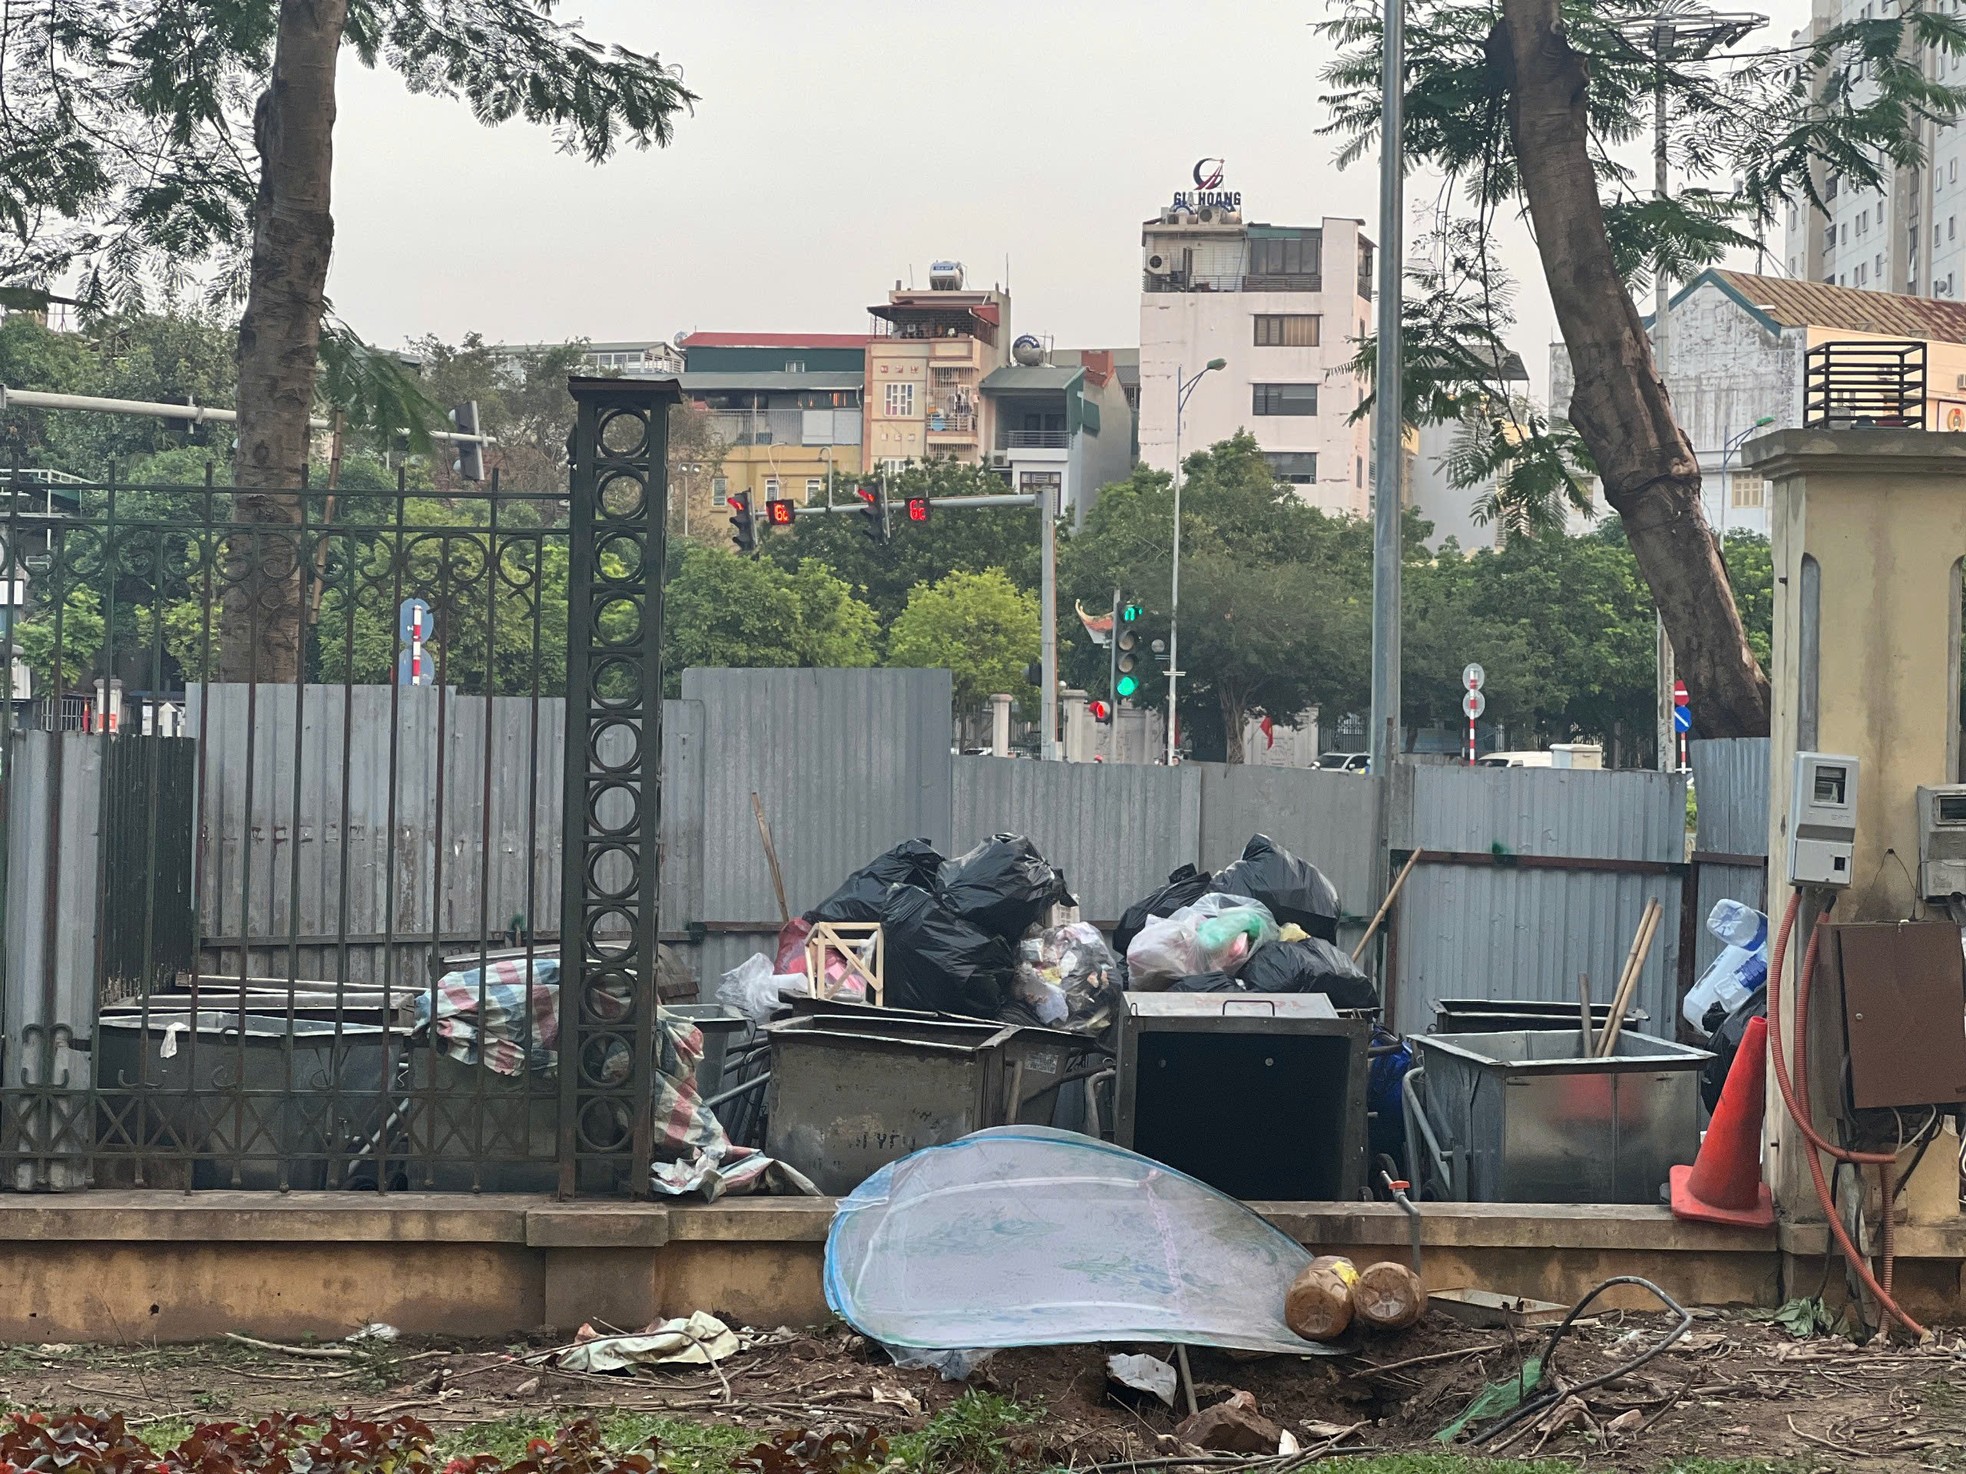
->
[[2, 1309, 1964, 1472]]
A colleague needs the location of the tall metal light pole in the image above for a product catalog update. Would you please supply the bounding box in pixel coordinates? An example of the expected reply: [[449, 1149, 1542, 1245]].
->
[[1612, 6, 1765, 769], [1167, 358, 1226, 765], [1368, 0, 1405, 785]]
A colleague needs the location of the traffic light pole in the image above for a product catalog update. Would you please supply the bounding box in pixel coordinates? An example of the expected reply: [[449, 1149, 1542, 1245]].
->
[[1107, 588, 1121, 763], [1039, 480, 1060, 761]]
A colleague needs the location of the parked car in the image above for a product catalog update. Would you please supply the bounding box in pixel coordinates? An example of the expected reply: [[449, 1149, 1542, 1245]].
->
[[1478, 751, 1554, 769], [1317, 751, 1370, 774]]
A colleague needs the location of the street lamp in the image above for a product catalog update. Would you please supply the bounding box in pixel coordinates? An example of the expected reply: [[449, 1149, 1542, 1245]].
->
[[1167, 357, 1226, 765], [1717, 415, 1776, 536]]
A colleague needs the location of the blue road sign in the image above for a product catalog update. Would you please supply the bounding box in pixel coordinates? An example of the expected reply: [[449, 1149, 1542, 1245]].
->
[[398, 597, 431, 645], [1673, 705, 1692, 733]]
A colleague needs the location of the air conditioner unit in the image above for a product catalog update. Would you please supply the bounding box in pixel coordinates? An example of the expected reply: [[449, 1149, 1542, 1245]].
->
[[1954, 371, 1966, 391], [990, 453, 1010, 468], [1197, 207, 1217, 224], [1146, 254, 1172, 275]]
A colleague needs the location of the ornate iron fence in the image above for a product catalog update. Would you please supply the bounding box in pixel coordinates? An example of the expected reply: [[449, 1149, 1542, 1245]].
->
[[0, 376, 677, 1194]]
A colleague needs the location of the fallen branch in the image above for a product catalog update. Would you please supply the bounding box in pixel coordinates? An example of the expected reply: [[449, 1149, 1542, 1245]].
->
[[223, 1332, 355, 1361], [1354, 1343, 1498, 1377]]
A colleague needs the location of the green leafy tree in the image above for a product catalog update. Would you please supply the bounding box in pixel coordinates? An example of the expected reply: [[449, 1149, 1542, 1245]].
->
[[887, 569, 1040, 731], [1063, 434, 1370, 762], [763, 460, 1040, 624], [1320, 0, 1966, 738], [0, 3, 697, 685], [661, 547, 878, 697]]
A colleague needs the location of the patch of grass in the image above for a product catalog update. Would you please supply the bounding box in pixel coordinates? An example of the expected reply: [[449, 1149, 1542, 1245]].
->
[[133, 1417, 194, 1452], [889, 1392, 1037, 1474], [434, 1414, 759, 1474]]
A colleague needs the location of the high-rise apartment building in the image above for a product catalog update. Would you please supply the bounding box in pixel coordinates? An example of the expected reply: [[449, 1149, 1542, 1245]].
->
[[1783, 0, 1966, 298], [1137, 166, 1375, 515]]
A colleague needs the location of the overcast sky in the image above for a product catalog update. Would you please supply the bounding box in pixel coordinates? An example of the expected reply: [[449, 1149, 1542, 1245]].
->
[[327, 0, 1818, 399]]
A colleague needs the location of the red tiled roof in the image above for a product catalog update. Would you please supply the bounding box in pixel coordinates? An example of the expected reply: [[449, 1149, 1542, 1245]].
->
[[678, 332, 871, 349]]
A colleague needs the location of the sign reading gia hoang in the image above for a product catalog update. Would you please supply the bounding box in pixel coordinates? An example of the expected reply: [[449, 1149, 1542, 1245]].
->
[[1173, 157, 1241, 211]]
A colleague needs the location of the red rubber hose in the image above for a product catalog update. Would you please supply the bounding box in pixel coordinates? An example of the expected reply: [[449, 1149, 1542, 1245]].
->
[[1765, 891, 1927, 1339]]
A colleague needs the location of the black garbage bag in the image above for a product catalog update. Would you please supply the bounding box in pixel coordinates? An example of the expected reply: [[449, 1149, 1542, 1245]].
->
[[877, 882, 1014, 1018], [1701, 989, 1767, 1114], [1237, 937, 1377, 1010], [1113, 864, 1215, 957], [1211, 834, 1341, 941], [1167, 970, 1242, 993], [934, 833, 1071, 942], [804, 838, 944, 925]]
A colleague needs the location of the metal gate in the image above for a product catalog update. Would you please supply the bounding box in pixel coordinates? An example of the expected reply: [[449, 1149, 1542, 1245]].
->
[[0, 376, 678, 1194]]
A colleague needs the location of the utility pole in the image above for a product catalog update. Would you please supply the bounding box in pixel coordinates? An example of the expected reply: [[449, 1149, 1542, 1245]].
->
[[1368, 0, 1405, 786], [1039, 479, 1060, 761], [1168, 359, 1226, 765]]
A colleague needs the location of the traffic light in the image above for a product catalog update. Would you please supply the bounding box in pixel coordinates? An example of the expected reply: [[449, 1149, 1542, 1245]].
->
[[449, 401, 485, 482], [905, 495, 932, 523], [856, 484, 890, 545], [764, 498, 796, 528], [1087, 699, 1111, 724], [1114, 599, 1143, 700], [728, 491, 757, 554]]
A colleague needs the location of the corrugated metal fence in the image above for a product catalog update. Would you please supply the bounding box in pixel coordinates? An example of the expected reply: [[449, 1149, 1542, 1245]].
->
[[172, 669, 1708, 1037], [1385, 765, 1690, 1037], [1688, 738, 1772, 982]]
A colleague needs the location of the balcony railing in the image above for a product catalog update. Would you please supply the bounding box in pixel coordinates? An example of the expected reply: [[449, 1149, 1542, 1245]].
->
[[1143, 271, 1323, 294], [998, 429, 1070, 449], [927, 410, 976, 435]]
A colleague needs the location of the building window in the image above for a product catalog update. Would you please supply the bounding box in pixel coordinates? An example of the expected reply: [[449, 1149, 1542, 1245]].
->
[[1265, 452, 1318, 484], [1252, 383, 1319, 416], [880, 457, 909, 475], [1248, 233, 1321, 279], [763, 477, 780, 498], [785, 358, 805, 373], [806, 477, 823, 499], [1731, 473, 1766, 509], [712, 475, 728, 497], [1019, 470, 1063, 497], [1253, 314, 1322, 347], [884, 382, 916, 417]]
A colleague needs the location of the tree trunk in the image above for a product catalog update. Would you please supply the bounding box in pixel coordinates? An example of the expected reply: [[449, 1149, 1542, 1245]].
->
[[1496, 0, 1771, 738], [1220, 688, 1247, 764], [223, 0, 346, 684]]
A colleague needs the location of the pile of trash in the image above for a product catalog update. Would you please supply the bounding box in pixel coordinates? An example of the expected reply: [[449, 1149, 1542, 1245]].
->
[[720, 832, 1115, 1033], [1685, 898, 1772, 1111], [718, 830, 1371, 1037], [1117, 835, 1375, 1011]]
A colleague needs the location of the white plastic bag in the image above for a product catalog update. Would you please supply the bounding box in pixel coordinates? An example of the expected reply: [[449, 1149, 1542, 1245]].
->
[[715, 953, 807, 1024], [1126, 915, 1207, 988], [1683, 943, 1767, 1030]]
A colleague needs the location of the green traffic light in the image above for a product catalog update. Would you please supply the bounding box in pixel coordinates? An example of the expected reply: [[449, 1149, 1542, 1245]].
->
[[1122, 602, 1142, 622], [1116, 674, 1140, 698]]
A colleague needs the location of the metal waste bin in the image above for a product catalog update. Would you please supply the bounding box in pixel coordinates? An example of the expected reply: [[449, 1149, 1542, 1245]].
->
[[764, 1014, 1090, 1194], [1114, 993, 1370, 1201], [95, 1012, 391, 1189], [1408, 1030, 1712, 1204]]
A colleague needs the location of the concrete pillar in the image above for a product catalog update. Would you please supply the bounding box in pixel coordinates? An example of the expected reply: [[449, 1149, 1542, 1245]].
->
[[989, 694, 1013, 757], [1747, 428, 1966, 1223]]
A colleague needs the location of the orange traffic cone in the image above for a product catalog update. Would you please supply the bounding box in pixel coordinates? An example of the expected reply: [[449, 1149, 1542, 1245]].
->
[[1670, 1013, 1775, 1229]]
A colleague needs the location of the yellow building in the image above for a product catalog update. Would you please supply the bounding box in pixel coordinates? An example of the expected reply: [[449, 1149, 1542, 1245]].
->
[[865, 263, 1012, 474], [676, 333, 871, 507]]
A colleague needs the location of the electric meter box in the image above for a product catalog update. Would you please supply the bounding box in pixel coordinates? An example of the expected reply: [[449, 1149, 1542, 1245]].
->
[[1788, 752, 1860, 888], [1917, 785, 1966, 899]]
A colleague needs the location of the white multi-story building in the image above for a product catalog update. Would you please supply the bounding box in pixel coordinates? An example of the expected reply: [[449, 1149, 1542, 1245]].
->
[[1137, 176, 1375, 516], [1783, 0, 1966, 297]]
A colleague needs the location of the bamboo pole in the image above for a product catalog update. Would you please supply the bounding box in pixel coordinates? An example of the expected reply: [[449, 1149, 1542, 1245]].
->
[[1598, 899, 1662, 1058], [1353, 848, 1424, 963]]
